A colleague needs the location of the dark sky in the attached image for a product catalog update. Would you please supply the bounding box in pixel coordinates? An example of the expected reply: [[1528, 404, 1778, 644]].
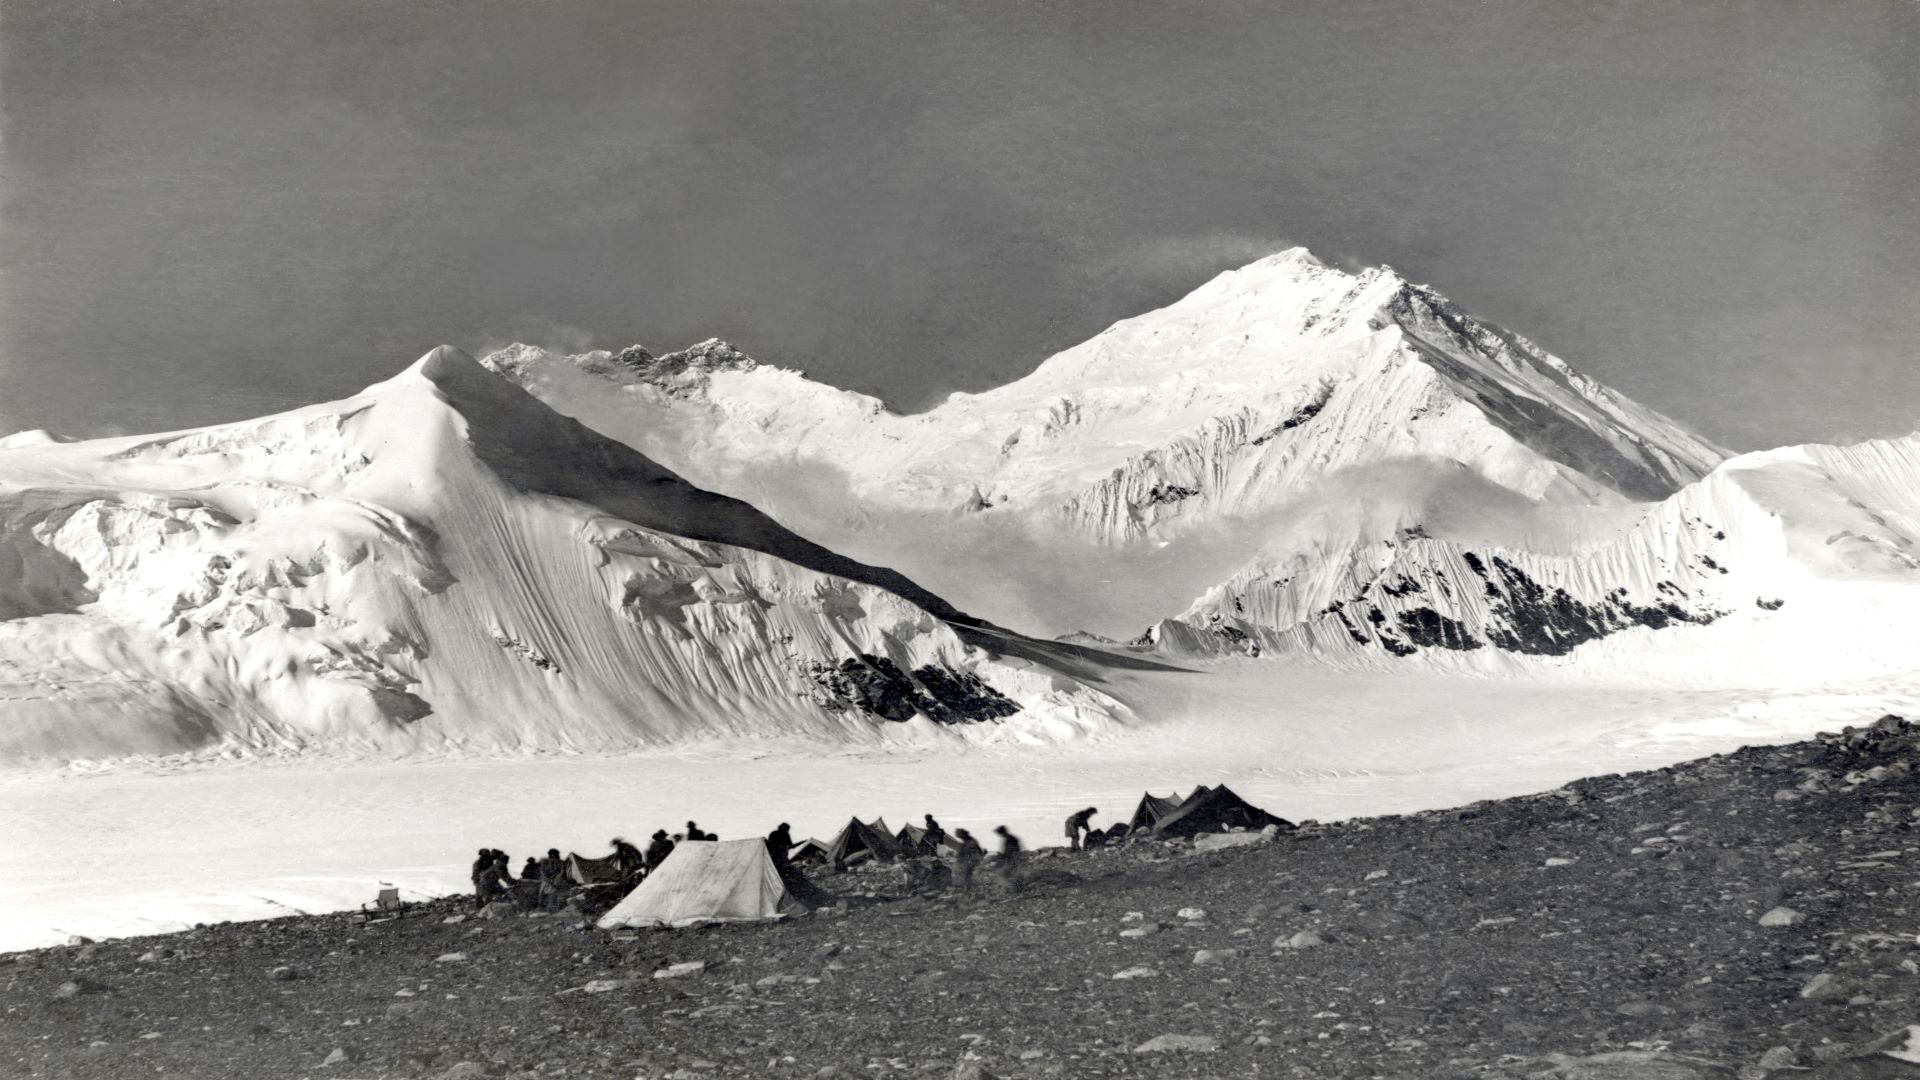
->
[[2, 0, 1915, 450]]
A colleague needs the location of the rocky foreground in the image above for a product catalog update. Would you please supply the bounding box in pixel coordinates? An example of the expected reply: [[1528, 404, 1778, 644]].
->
[[4, 720, 1919, 1080]]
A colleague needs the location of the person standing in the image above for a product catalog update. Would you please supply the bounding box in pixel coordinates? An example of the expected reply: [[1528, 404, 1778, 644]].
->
[[765, 822, 794, 874], [993, 825, 1024, 894], [610, 837, 645, 883], [921, 814, 946, 852], [1064, 807, 1099, 851], [952, 828, 985, 898], [470, 848, 498, 908], [537, 848, 569, 912], [644, 829, 675, 873]]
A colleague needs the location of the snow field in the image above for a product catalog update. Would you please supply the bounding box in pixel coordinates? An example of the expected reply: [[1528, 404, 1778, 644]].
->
[[5, 662, 1914, 952]]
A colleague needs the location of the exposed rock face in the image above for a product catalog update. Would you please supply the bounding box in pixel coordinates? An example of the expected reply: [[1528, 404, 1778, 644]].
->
[[799, 654, 1022, 725], [1154, 434, 1920, 671]]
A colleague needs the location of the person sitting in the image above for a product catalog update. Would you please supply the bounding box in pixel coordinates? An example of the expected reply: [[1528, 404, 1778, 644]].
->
[[685, 820, 708, 842], [520, 856, 541, 880], [1064, 806, 1099, 851]]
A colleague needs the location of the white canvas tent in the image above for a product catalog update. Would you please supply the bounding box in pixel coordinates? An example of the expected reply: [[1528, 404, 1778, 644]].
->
[[596, 839, 791, 929]]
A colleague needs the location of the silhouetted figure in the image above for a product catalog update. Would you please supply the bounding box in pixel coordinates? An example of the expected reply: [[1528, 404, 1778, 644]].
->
[[1065, 807, 1099, 851], [610, 836, 645, 884], [685, 820, 710, 841], [766, 822, 794, 874], [472, 849, 515, 908], [952, 828, 985, 897], [921, 814, 945, 851], [993, 825, 1024, 893], [644, 830, 675, 873], [470, 848, 497, 908], [537, 848, 569, 912], [521, 856, 540, 879]]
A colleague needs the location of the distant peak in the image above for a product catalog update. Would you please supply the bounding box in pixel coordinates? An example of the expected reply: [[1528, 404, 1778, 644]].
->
[[1257, 246, 1326, 269], [407, 345, 486, 383], [653, 338, 757, 374]]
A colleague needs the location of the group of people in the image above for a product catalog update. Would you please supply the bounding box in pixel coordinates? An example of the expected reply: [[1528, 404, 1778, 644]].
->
[[887, 815, 1027, 898], [470, 805, 1108, 910], [469, 847, 571, 911]]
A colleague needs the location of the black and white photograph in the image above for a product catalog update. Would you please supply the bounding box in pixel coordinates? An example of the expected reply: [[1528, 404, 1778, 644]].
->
[[2, 2, 1917, 1077]]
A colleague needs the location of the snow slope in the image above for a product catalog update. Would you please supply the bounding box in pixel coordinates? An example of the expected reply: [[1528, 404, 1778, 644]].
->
[[486, 249, 1727, 638], [1155, 435, 1920, 678], [0, 348, 1134, 767]]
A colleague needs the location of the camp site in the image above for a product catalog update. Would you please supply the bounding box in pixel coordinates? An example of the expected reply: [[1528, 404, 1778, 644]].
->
[[463, 783, 1295, 929], [9, 722, 1920, 1079]]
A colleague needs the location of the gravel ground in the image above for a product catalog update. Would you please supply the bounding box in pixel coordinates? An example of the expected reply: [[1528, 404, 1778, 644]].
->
[[4, 718, 1917, 1080]]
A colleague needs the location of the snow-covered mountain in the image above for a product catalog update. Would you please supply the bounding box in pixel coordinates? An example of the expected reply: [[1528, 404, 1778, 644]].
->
[[1154, 434, 1920, 681], [0, 348, 1133, 766], [484, 248, 1733, 640]]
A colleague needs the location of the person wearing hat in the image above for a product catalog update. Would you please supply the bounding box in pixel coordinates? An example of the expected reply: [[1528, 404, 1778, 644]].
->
[[644, 829, 675, 873]]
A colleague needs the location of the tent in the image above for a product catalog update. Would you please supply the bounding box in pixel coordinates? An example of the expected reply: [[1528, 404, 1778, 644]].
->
[[1126, 790, 1190, 833], [1149, 784, 1293, 840], [824, 817, 904, 866], [894, 823, 957, 855], [596, 839, 792, 929], [788, 838, 832, 866], [565, 852, 630, 886]]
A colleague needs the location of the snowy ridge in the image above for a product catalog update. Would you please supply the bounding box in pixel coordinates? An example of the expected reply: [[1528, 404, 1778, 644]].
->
[[0, 349, 1133, 767], [491, 248, 1724, 541], [484, 247, 1727, 638], [1155, 434, 1920, 681]]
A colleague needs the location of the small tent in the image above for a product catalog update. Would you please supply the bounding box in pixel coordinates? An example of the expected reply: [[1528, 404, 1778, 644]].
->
[[1126, 791, 1188, 833], [1149, 784, 1292, 840], [596, 839, 791, 929], [825, 817, 904, 866], [565, 852, 629, 886], [788, 838, 832, 866]]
